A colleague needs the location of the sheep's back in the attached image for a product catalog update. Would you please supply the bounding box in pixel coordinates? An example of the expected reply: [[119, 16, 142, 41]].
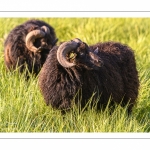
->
[[90, 41, 139, 108]]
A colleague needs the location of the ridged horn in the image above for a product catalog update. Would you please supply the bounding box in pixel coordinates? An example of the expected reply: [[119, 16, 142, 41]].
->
[[72, 38, 82, 43], [25, 29, 45, 52], [57, 40, 79, 68], [41, 26, 50, 35]]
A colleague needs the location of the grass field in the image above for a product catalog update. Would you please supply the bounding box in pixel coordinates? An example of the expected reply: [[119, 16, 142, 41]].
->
[[0, 18, 149, 132]]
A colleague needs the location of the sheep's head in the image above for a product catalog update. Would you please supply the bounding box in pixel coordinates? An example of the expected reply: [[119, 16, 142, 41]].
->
[[25, 26, 58, 53], [57, 38, 103, 70]]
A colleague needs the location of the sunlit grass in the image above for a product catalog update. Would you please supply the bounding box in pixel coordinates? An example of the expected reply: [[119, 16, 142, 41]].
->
[[0, 18, 149, 132]]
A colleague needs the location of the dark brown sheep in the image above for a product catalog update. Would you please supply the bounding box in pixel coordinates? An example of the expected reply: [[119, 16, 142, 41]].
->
[[38, 38, 139, 113], [4, 19, 58, 76]]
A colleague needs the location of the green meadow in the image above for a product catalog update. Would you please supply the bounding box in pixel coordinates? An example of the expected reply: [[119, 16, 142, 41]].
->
[[0, 18, 149, 132]]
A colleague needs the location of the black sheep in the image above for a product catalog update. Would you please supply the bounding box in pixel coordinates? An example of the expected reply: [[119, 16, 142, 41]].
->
[[38, 38, 139, 113], [4, 19, 58, 76]]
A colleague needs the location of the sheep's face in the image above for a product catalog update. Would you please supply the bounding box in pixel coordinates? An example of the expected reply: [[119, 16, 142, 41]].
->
[[57, 39, 103, 70], [25, 25, 58, 53], [71, 42, 103, 70], [33, 37, 52, 52]]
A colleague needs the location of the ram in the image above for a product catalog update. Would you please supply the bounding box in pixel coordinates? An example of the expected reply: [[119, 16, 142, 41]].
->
[[4, 19, 58, 76], [38, 38, 139, 113]]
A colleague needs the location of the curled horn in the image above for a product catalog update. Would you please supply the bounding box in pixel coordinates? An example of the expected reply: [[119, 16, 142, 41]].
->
[[57, 39, 80, 68], [25, 29, 45, 53], [72, 38, 82, 43], [41, 26, 50, 35]]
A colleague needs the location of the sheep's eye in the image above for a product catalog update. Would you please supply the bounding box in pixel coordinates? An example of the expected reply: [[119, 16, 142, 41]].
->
[[80, 52, 85, 56]]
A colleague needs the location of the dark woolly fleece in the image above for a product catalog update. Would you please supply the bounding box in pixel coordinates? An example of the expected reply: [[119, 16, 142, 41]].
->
[[4, 19, 57, 76], [39, 41, 139, 113]]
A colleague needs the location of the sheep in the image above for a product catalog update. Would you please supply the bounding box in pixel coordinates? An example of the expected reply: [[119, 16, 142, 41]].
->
[[4, 19, 58, 76], [38, 38, 139, 114]]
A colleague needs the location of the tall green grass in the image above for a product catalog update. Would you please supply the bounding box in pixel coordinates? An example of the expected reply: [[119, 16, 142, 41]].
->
[[0, 18, 149, 132]]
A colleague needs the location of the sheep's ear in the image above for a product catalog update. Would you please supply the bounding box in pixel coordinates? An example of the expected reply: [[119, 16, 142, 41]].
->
[[94, 47, 99, 54]]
